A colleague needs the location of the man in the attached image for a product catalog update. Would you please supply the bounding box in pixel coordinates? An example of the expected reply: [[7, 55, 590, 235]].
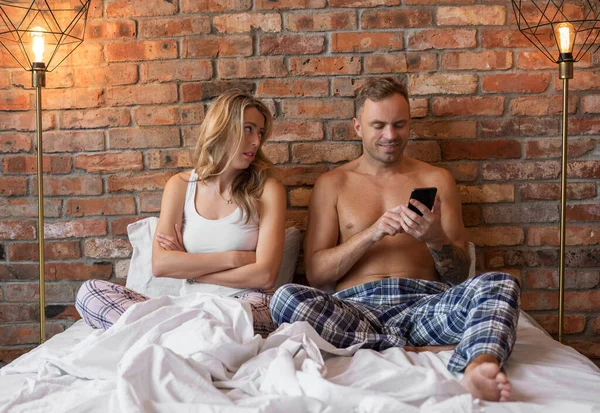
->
[[270, 77, 520, 402]]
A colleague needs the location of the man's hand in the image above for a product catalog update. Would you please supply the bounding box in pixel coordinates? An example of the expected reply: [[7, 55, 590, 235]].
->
[[156, 224, 186, 252], [399, 198, 449, 249], [369, 206, 405, 242]]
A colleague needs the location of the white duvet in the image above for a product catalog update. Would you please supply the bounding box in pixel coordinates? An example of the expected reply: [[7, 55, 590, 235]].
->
[[1, 294, 599, 413]]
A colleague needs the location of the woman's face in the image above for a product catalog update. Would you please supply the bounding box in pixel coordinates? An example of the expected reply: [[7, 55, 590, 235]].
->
[[228, 106, 265, 171]]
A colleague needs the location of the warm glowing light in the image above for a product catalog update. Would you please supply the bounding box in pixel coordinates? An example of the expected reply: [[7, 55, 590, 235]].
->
[[30, 27, 45, 63], [554, 22, 575, 55]]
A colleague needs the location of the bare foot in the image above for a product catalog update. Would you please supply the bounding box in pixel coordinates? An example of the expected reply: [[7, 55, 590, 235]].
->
[[460, 362, 511, 402]]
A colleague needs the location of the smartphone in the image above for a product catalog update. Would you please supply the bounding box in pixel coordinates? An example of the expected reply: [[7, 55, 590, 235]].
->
[[408, 187, 437, 216]]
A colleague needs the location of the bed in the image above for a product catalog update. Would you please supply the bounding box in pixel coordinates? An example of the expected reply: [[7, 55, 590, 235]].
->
[[1, 292, 599, 413]]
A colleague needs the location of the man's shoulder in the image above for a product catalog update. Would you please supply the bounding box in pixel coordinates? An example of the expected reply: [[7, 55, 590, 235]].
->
[[315, 161, 355, 188], [408, 157, 454, 182]]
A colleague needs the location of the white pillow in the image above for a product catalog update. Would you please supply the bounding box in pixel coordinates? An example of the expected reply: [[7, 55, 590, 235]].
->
[[125, 217, 301, 298]]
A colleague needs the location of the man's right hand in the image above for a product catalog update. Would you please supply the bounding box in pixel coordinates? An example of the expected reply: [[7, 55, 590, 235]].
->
[[369, 206, 405, 242]]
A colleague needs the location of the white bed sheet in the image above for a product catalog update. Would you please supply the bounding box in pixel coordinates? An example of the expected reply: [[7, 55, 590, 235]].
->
[[0, 293, 598, 413]]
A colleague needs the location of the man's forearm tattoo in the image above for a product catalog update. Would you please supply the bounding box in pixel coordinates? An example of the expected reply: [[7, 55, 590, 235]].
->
[[428, 244, 470, 284]]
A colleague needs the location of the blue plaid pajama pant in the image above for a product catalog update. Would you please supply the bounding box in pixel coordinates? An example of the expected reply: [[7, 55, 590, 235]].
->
[[270, 272, 521, 372], [75, 279, 276, 337]]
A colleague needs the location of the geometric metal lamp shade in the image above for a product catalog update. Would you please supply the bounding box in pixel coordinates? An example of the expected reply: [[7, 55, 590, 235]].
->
[[0, 0, 91, 71], [511, 0, 600, 63]]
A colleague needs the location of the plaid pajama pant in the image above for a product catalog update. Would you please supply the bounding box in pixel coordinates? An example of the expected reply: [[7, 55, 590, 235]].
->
[[270, 272, 521, 372], [75, 280, 276, 337]]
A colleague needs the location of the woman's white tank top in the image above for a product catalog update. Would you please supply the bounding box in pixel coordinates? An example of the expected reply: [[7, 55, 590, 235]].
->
[[180, 170, 259, 296]]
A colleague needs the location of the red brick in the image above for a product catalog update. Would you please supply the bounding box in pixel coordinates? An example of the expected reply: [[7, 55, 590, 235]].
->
[[74, 152, 143, 173], [466, 227, 524, 247], [74, 64, 138, 87], [108, 171, 175, 193], [0, 198, 61, 219], [593, 317, 600, 335], [44, 219, 107, 239], [568, 118, 600, 136], [437, 6, 506, 25], [139, 16, 210, 38], [518, 182, 596, 201], [442, 140, 520, 160], [408, 29, 476, 50], [107, 84, 178, 106], [558, 71, 600, 91], [84, 238, 132, 259], [292, 143, 361, 164], [565, 291, 600, 311], [8, 241, 81, 261], [521, 292, 558, 311], [0, 133, 32, 153], [286, 209, 308, 231], [36, 176, 103, 196], [0, 221, 36, 240], [408, 73, 477, 95], [259, 35, 325, 55], [0, 177, 28, 196], [458, 184, 514, 203], [273, 165, 328, 186], [289, 187, 312, 207], [331, 32, 403, 53], [182, 126, 202, 148], [481, 29, 536, 48], [182, 36, 253, 58], [106, 0, 176, 17], [60, 108, 131, 129], [582, 95, 600, 113], [181, 81, 254, 103], [405, 141, 440, 162], [256, 0, 326, 8], [141, 60, 212, 82], [263, 143, 289, 164], [108, 127, 179, 149], [0, 69, 9, 88], [42, 131, 105, 153], [525, 139, 595, 159], [365, 52, 437, 74], [65, 43, 104, 67], [480, 118, 559, 138], [482, 73, 551, 93], [0, 303, 38, 323], [0, 347, 33, 365], [361, 9, 432, 28], [0, 323, 64, 345], [528, 226, 600, 247], [86, 19, 137, 40], [531, 314, 586, 335], [411, 120, 477, 139], [106, 40, 177, 62], [219, 58, 287, 79], [213, 13, 281, 33], [133, 105, 204, 126], [483, 204, 558, 224], [66, 196, 136, 217], [327, 121, 356, 141], [0, 264, 38, 281], [42, 88, 104, 110], [181, 0, 251, 13], [330, 0, 398, 6], [282, 99, 354, 119], [290, 56, 361, 76], [140, 192, 163, 213], [272, 120, 324, 142], [569, 161, 600, 179], [0, 90, 30, 111], [432, 96, 504, 116], [257, 79, 328, 98], [0, 112, 55, 132], [285, 11, 357, 31], [2, 155, 72, 174], [442, 51, 512, 70], [511, 95, 578, 116], [145, 149, 194, 169], [526, 269, 599, 290], [111, 216, 150, 236], [516, 51, 556, 70], [410, 99, 428, 118], [566, 248, 600, 268], [567, 205, 600, 222], [462, 205, 479, 227], [12, 67, 74, 89], [46, 262, 112, 281]]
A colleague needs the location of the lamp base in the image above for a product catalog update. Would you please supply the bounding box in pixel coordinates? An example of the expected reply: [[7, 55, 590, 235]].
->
[[559, 60, 573, 80], [32, 62, 46, 87]]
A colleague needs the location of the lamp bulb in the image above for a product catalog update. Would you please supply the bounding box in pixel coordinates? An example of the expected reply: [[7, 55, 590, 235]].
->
[[554, 22, 575, 56], [30, 27, 46, 63]]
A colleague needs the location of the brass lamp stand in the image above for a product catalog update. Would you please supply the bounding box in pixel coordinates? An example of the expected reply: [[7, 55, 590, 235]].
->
[[511, 1, 600, 343]]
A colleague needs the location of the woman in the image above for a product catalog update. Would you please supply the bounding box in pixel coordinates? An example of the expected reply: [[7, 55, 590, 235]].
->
[[75, 90, 286, 337]]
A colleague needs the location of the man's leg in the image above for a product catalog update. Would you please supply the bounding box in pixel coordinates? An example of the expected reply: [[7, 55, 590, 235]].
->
[[270, 283, 406, 349], [407, 272, 520, 401], [75, 279, 149, 330], [233, 289, 276, 338]]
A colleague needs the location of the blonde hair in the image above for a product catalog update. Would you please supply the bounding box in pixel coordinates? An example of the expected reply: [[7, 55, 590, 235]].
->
[[193, 89, 273, 223]]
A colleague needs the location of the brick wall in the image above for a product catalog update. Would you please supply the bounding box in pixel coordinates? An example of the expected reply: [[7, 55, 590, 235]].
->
[[0, 0, 599, 366]]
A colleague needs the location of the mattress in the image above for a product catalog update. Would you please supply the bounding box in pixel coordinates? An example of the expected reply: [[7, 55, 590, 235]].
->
[[1, 293, 598, 413]]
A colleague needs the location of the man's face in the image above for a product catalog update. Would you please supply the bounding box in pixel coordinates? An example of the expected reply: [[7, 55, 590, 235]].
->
[[353, 93, 410, 165]]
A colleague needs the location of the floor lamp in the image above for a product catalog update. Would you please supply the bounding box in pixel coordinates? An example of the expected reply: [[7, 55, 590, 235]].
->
[[511, 1, 600, 343], [0, 0, 91, 343]]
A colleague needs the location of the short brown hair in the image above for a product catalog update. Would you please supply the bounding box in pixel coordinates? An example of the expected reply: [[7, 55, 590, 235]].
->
[[355, 77, 409, 116]]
